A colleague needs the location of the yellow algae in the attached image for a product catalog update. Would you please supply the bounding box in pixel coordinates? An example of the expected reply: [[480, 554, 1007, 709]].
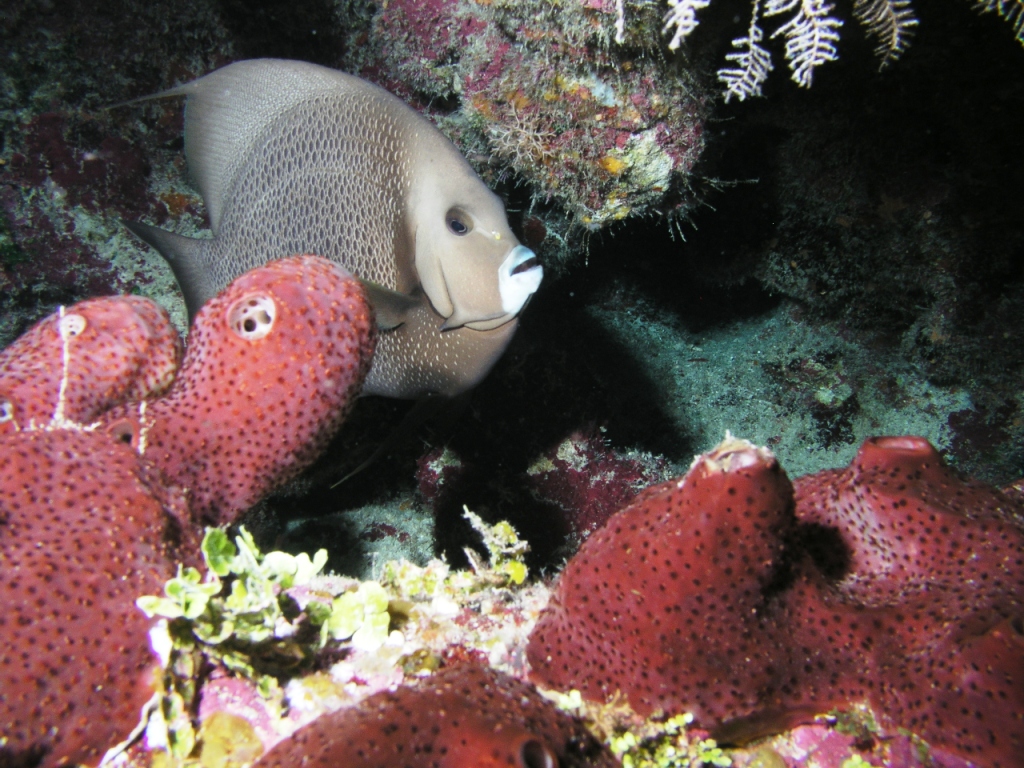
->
[[196, 712, 263, 768], [599, 155, 627, 175]]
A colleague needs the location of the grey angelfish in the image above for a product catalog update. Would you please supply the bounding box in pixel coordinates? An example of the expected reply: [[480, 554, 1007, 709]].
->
[[125, 58, 542, 399]]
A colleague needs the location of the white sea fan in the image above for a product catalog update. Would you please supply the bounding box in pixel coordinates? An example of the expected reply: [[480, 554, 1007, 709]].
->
[[718, 1, 775, 102], [974, 0, 1024, 42], [663, 0, 713, 49], [854, 0, 918, 67], [648, 0, 1023, 100], [767, 0, 843, 88]]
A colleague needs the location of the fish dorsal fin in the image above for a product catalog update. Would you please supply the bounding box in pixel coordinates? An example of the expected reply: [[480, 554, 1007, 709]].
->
[[124, 221, 215, 320], [160, 59, 358, 235], [359, 279, 423, 330]]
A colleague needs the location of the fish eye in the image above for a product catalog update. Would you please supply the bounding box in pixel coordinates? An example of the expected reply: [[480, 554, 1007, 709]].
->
[[228, 294, 277, 340], [446, 208, 472, 236]]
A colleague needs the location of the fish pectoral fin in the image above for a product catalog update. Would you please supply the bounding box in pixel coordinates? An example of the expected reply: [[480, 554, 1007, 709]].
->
[[359, 279, 422, 330], [123, 220, 215, 321]]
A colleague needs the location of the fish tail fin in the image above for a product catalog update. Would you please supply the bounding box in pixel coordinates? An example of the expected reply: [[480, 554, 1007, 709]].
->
[[124, 221, 214, 320]]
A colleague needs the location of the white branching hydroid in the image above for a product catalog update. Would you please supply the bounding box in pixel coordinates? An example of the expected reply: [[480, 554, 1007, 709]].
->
[[853, 0, 918, 67], [655, 0, 1024, 101], [768, 0, 843, 88], [663, 0, 712, 50], [718, 1, 775, 102]]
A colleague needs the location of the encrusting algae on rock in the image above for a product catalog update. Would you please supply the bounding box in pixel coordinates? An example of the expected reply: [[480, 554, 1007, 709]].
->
[[345, 0, 710, 266]]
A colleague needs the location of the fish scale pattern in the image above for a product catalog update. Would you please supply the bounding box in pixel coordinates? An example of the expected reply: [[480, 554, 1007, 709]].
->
[[0, 428, 185, 768], [0, 295, 181, 433], [101, 255, 376, 524], [258, 662, 617, 768], [527, 435, 1024, 767], [218, 95, 407, 291]]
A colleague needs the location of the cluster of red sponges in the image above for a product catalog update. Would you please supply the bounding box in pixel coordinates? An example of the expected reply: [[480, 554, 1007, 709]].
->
[[0, 256, 375, 767], [528, 435, 1024, 767]]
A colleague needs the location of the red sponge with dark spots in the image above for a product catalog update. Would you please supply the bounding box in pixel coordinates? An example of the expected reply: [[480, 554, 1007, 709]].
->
[[793, 436, 1024, 764], [528, 435, 1024, 767], [527, 436, 798, 724], [794, 436, 1024, 626], [102, 255, 376, 524], [0, 295, 182, 433], [0, 428, 186, 768], [259, 661, 617, 768]]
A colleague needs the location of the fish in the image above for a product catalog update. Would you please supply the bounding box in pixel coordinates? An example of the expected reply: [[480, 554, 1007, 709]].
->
[[124, 58, 542, 399]]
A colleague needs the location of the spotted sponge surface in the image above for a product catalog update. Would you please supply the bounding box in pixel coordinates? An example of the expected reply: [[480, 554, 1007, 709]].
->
[[527, 436, 799, 724], [793, 436, 1024, 765], [102, 255, 376, 524], [794, 435, 1024, 624], [0, 428, 185, 768], [0, 295, 182, 434], [259, 661, 617, 768], [528, 435, 1024, 767]]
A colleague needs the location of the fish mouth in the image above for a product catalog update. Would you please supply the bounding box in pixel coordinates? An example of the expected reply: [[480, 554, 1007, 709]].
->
[[498, 245, 543, 315], [511, 253, 540, 276]]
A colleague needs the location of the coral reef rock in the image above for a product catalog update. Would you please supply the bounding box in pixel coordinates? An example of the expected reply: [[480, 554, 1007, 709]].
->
[[0, 428, 188, 768], [0, 294, 181, 433], [101, 255, 376, 525], [349, 0, 709, 266], [527, 434, 1024, 767], [258, 661, 617, 768], [525, 425, 670, 546]]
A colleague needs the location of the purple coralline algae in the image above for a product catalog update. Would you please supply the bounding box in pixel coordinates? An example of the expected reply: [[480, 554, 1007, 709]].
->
[[345, 0, 711, 267]]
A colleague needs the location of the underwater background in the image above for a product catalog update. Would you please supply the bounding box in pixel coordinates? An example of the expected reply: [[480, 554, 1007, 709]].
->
[[5, 0, 1022, 572], [2, 1, 1024, 766]]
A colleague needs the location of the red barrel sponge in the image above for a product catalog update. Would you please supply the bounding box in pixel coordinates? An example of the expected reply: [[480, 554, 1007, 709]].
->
[[258, 661, 617, 768], [794, 435, 1024, 624], [103, 255, 376, 524], [0, 295, 182, 434], [0, 428, 187, 768], [527, 435, 797, 724]]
